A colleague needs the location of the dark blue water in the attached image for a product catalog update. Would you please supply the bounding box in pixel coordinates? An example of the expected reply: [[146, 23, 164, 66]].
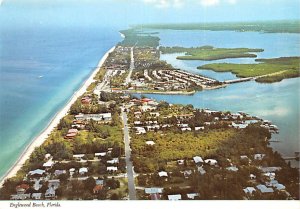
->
[[0, 26, 121, 178]]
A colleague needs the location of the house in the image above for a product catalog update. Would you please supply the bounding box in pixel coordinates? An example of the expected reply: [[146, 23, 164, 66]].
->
[[81, 96, 92, 104], [177, 159, 184, 165], [107, 158, 119, 164], [226, 166, 239, 172], [231, 122, 248, 129], [195, 126, 204, 131], [182, 170, 193, 178], [187, 193, 199, 200], [158, 171, 168, 177], [243, 187, 256, 195], [45, 153, 51, 160], [134, 121, 142, 125], [181, 127, 192, 131], [33, 179, 42, 191], [107, 166, 118, 172], [136, 127, 146, 134], [75, 113, 112, 121], [69, 168, 75, 176], [145, 188, 163, 194], [146, 141, 155, 145], [254, 154, 265, 160], [204, 159, 218, 166], [168, 194, 182, 201], [240, 155, 249, 160], [149, 112, 160, 117], [256, 184, 274, 193], [73, 154, 85, 161], [193, 156, 204, 164], [263, 172, 276, 180], [79, 167, 88, 175], [274, 183, 286, 190], [16, 184, 30, 194], [95, 152, 107, 157], [31, 193, 42, 200], [54, 170, 66, 176], [10, 194, 31, 200], [198, 166, 206, 175], [48, 179, 60, 190], [93, 185, 103, 194], [45, 187, 56, 198], [43, 160, 54, 168], [28, 169, 45, 176], [96, 179, 104, 186], [65, 129, 78, 139], [260, 167, 281, 173], [250, 174, 256, 180]]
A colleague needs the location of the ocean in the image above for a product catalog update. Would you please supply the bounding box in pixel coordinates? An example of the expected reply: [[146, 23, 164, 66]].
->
[[0, 25, 121, 179]]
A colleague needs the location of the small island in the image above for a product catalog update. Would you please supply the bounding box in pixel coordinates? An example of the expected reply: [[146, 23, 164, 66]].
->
[[199, 57, 300, 83], [160, 46, 264, 61]]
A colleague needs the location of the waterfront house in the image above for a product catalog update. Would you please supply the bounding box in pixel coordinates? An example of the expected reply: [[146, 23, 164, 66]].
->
[[28, 169, 45, 176], [65, 128, 78, 139], [187, 193, 199, 200], [168, 194, 182, 201]]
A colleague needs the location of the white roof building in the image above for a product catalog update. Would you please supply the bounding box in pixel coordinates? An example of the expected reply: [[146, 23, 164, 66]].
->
[[79, 167, 88, 175], [187, 193, 199, 199], [146, 141, 155, 145], [226, 166, 239, 172], [29, 169, 45, 176], [168, 194, 182, 201], [43, 160, 54, 168], [193, 156, 204, 164], [243, 187, 256, 195], [256, 184, 274, 193], [204, 159, 218, 166], [158, 171, 168, 177], [95, 152, 107, 157], [145, 188, 163, 194], [107, 158, 119, 164], [107, 166, 118, 172]]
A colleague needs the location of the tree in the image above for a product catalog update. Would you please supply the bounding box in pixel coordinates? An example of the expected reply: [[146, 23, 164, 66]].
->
[[84, 177, 96, 192]]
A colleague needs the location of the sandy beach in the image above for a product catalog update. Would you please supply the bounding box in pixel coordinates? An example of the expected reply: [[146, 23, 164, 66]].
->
[[0, 46, 115, 187]]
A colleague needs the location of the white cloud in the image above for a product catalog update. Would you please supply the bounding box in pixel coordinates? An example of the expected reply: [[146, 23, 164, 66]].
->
[[143, 0, 184, 8], [200, 0, 220, 7], [142, 0, 238, 8]]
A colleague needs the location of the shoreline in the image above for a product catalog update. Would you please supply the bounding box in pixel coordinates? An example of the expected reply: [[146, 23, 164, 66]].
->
[[0, 46, 115, 187]]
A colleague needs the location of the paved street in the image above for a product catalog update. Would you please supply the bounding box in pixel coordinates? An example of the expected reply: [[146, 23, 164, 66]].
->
[[121, 110, 137, 200]]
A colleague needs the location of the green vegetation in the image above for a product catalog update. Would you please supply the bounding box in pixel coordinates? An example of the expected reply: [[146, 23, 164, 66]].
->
[[118, 29, 160, 47], [137, 20, 300, 33], [199, 57, 300, 83], [160, 46, 263, 61]]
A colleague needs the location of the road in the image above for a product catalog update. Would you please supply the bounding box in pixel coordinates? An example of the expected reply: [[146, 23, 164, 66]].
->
[[125, 47, 134, 85], [121, 110, 137, 200]]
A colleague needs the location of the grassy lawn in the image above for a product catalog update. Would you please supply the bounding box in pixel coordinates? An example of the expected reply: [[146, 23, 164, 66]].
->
[[199, 56, 300, 82], [160, 46, 263, 61]]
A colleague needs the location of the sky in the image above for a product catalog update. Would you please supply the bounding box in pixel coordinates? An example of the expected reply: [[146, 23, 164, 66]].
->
[[0, 0, 299, 28]]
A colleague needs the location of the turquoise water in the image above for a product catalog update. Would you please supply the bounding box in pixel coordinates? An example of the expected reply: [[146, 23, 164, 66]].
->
[[0, 26, 121, 179], [143, 30, 300, 166]]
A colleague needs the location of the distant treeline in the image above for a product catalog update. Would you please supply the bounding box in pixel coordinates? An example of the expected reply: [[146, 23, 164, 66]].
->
[[135, 20, 300, 33]]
